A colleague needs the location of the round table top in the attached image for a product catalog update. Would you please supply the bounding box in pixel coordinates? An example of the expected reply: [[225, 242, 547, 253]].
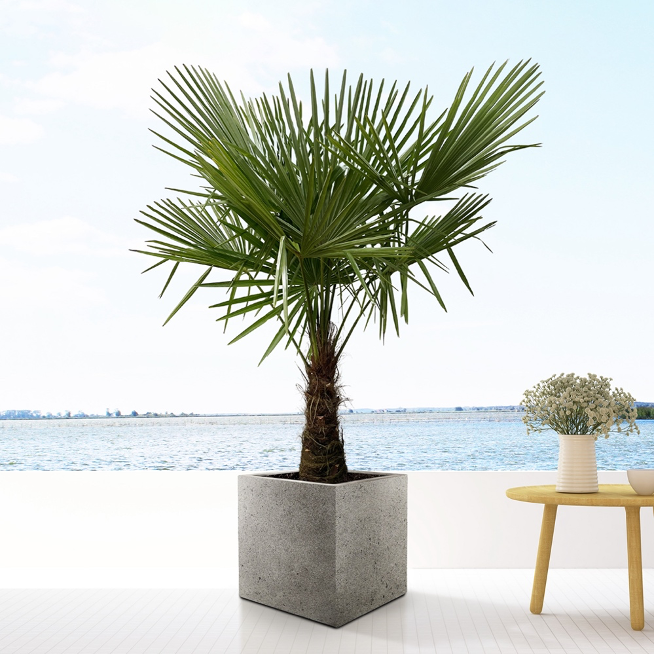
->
[[506, 484, 654, 507]]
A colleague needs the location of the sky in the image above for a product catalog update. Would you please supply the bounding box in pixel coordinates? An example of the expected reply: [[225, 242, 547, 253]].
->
[[1, 0, 653, 415]]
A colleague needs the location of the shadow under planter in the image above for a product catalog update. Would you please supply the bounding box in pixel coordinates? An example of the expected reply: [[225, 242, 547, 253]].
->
[[238, 471, 407, 628]]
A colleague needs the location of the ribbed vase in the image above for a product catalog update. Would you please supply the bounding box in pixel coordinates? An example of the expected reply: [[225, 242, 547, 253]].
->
[[556, 434, 598, 493]]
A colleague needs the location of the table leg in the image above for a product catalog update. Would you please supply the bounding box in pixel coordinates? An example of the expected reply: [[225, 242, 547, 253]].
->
[[530, 504, 557, 614], [625, 506, 644, 630]]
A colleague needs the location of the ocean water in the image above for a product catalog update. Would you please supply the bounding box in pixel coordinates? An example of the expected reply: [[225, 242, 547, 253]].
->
[[1, 412, 653, 471]]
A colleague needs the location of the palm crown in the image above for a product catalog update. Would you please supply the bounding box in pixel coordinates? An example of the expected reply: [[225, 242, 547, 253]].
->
[[135, 61, 543, 482]]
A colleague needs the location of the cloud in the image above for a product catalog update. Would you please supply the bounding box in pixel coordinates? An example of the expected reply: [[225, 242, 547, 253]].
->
[[379, 47, 406, 64], [23, 12, 339, 118], [238, 11, 270, 31], [26, 42, 258, 119], [27, 43, 183, 118], [14, 97, 64, 115], [1, 0, 85, 38], [0, 114, 43, 144], [0, 255, 104, 308], [15, 0, 83, 13], [0, 172, 20, 183], [0, 216, 128, 257], [237, 11, 338, 69]]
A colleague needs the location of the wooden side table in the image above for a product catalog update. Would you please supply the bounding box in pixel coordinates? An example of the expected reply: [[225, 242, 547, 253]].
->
[[506, 484, 654, 630]]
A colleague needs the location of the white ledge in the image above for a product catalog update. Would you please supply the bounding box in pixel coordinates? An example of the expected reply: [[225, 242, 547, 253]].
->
[[0, 470, 651, 584]]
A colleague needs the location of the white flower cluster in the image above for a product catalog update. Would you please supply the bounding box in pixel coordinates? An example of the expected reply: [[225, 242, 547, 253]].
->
[[521, 373, 639, 439]]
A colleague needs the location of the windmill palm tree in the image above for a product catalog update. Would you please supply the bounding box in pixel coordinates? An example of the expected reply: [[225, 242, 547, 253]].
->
[[135, 61, 543, 482]]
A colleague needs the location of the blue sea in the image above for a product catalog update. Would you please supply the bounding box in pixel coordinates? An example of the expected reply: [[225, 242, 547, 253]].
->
[[0, 412, 653, 471]]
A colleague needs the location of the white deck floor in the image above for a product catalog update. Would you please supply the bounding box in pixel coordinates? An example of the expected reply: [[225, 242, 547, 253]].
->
[[1, 570, 654, 653]]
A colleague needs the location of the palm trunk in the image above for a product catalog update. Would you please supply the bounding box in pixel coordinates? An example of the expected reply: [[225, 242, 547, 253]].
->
[[298, 328, 348, 483]]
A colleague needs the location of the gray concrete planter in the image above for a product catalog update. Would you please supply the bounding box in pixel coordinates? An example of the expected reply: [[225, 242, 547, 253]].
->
[[238, 471, 407, 627]]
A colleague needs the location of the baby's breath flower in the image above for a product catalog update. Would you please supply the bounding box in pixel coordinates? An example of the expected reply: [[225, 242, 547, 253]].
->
[[520, 373, 639, 439]]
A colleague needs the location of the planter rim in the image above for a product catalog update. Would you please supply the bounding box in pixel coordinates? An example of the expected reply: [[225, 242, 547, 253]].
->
[[239, 470, 406, 486]]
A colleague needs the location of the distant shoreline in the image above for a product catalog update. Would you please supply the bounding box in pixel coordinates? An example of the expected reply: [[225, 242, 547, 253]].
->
[[1, 406, 527, 421], [3, 403, 653, 421]]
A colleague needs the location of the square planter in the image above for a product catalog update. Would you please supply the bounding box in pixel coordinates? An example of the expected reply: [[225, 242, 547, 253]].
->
[[238, 471, 407, 628]]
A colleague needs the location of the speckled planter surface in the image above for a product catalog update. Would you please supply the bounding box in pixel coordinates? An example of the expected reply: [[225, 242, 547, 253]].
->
[[238, 471, 407, 628]]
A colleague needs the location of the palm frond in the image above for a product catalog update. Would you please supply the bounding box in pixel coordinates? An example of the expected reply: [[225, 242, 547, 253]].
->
[[136, 64, 543, 359]]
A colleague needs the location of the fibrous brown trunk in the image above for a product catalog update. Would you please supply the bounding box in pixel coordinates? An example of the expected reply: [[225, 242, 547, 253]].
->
[[298, 328, 348, 483]]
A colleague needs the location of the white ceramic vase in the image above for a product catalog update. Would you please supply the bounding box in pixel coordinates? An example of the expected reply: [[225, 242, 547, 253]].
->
[[556, 434, 598, 493]]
